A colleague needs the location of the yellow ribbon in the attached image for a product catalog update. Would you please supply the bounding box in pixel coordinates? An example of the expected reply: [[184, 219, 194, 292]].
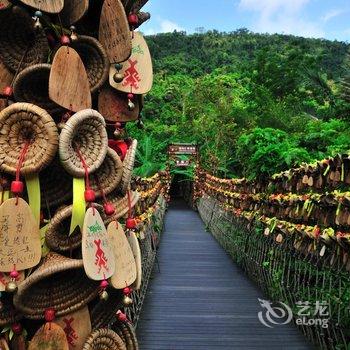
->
[[70, 177, 86, 235], [25, 174, 41, 225]]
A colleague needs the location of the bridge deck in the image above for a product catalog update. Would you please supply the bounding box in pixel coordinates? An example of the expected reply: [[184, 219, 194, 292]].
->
[[137, 200, 313, 349]]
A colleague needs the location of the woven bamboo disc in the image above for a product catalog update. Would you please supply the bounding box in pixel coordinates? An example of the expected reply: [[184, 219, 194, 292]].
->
[[40, 157, 72, 207], [0, 293, 22, 326], [101, 190, 140, 226], [59, 109, 108, 177], [45, 205, 82, 252], [112, 321, 139, 350], [67, 36, 109, 94], [13, 252, 99, 319], [0, 7, 49, 72], [83, 328, 126, 350], [0, 103, 58, 176], [90, 148, 123, 198], [13, 64, 64, 118], [90, 289, 122, 329], [120, 139, 138, 195]]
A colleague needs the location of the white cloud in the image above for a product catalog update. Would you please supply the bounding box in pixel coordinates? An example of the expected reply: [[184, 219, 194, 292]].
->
[[238, 0, 325, 38], [143, 19, 184, 35], [159, 19, 184, 33], [322, 9, 346, 22]]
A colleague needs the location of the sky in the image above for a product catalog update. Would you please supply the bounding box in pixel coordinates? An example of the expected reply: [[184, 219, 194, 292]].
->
[[141, 0, 350, 42]]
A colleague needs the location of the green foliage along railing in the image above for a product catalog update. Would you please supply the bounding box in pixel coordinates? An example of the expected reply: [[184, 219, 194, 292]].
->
[[194, 154, 350, 350]]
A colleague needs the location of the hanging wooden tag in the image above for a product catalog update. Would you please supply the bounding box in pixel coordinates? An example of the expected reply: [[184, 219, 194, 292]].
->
[[98, 86, 139, 122], [107, 221, 136, 289], [109, 32, 153, 94], [126, 231, 142, 290], [49, 46, 91, 112], [18, 0, 64, 13], [82, 208, 115, 280], [0, 198, 41, 272], [0, 271, 24, 292], [28, 323, 69, 350], [99, 0, 131, 63], [61, 0, 89, 25], [55, 307, 91, 350]]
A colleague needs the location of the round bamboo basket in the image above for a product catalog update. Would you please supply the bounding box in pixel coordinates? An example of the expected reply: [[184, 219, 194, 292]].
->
[[120, 140, 138, 195], [59, 109, 108, 177], [112, 321, 139, 350], [45, 205, 82, 253], [40, 157, 72, 207], [0, 7, 49, 72], [0, 103, 58, 175], [67, 35, 109, 94], [83, 328, 126, 350], [90, 148, 123, 199], [13, 253, 99, 319], [13, 63, 64, 118]]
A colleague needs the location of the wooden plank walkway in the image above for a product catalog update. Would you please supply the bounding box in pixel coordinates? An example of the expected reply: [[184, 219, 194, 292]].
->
[[137, 200, 313, 349]]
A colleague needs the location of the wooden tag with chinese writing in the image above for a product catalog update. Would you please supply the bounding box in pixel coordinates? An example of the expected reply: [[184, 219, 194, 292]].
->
[[0, 198, 41, 272], [61, 0, 89, 25], [82, 208, 115, 280], [49, 46, 91, 112], [109, 32, 153, 94], [126, 231, 142, 290], [107, 221, 136, 289], [0, 271, 24, 292], [98, 86, 139, 122], [0, 0, 10, 10], [55, 307, 91, 350], [19, 0, 64, 13], [28, 323, 69, 350], [99, 0, 131, 63]]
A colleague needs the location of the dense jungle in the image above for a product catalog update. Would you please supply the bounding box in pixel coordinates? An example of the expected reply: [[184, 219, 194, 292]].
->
[[129, 29, 350, 179]]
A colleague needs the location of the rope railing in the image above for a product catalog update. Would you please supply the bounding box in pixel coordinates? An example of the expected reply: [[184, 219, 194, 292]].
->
[[193, 154, 350, 350]]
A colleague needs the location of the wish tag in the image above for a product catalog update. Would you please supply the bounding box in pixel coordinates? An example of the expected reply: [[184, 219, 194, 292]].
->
[[0, 198, 41, 272], [99, 0, 131, 63], [108, 221, 136, 289], [28, 323, 69, 350], [109, 32, 153, 94], [0, 271, 24, 292], [55, 307, 91, 350], [19, 0, 64, 13], [98, 86, 139, 122], [126, 230, 142, 290], [82, 208, 115, 281], [61, 0, 89, 25], [49, 46, 91, 112]]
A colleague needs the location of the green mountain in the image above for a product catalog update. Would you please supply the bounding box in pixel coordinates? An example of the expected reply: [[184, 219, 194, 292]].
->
[[129, 30, 350, 179]]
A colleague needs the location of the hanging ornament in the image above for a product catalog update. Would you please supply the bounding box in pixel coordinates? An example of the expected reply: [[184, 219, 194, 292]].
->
[[28, 322, 68, 350], [69, 25, 78, 42], [32, 10, 43, 31], [113, 63, 124, 84], [126, 230, 142, 290], [127, 93, 135, 111], [128, 13, 138, 37]]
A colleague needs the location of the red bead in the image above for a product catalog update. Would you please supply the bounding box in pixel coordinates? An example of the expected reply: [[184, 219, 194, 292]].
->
[[60, 35, 70, 46], [2, 86, 13, 97], [103, 203, 115, 216], [11, 181, 24, 195], [127, 93, 134, 100], [115, 122, 122, 129], [100, 279, 109, 289], [126, 217, 136, 230], [108, 140, 128, 161], [116, 311, 128, 322], [123, 286, 132, 295], [128, 14, 138, 26], [11, 323, 22, 335], [44, 308, 56, 322], [10, 269, 19, 279], [84, 189, 96, 202]]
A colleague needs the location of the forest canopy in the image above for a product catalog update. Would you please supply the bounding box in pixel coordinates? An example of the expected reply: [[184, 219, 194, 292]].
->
[[129, 29, 350, 180]]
